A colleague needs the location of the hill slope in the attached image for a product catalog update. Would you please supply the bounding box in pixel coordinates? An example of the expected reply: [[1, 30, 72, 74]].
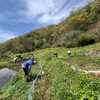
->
[[0, 43, 100, 100], [0, 0, 100, 57]]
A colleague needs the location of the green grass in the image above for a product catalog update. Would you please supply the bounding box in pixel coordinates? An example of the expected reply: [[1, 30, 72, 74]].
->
[[0, 43, 100, 100]]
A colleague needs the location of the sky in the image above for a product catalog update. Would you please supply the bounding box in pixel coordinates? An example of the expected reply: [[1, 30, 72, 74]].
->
[[0, 0, 88, 43]]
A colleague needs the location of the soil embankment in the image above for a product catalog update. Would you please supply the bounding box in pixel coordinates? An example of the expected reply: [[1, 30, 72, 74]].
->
[[88, 71, 100, 78], [85, 50, 100, 56]]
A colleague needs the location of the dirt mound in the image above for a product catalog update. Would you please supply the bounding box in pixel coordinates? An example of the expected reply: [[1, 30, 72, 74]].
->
[[85, 50, 100, 56], [88, 71, 100, 78]]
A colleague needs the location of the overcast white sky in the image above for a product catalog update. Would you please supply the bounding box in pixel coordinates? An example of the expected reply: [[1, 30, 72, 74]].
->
[[0, 0, 88, 42]]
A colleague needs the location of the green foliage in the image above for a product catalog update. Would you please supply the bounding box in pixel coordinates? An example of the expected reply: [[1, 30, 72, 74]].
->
[[68, 12, 89, 31], [77, 34, 95, 46], [0, 43, 100, 99], [65, 39, 78, 48], [0, 0, 100, 55], [15, 54, 21, 58], [91, 3, 100, 14]]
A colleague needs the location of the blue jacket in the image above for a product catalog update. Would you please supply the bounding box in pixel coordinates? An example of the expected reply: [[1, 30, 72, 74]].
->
[[23, 60, 33, 69]]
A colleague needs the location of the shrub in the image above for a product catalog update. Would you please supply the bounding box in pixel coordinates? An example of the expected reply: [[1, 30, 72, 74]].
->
[[15, 54, 21, 58], [77, 34, 95, 46], [65, 39, 78, 48]]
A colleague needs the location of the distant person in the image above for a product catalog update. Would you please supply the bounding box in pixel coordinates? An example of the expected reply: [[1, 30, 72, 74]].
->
[[13, 57, 18, 64], [54, 52, 58, 57], [31, 54, 34, 60], [68, 50, 71, 57], [21, 58, 36, 82], [20, 53, 24, 60]]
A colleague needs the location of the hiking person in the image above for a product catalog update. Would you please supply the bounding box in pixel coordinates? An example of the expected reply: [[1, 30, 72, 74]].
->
[[68, 50, 71, 57], [13, 57, 18, 64], [54, 52, 58, 57], [21, 58, 36, 82]]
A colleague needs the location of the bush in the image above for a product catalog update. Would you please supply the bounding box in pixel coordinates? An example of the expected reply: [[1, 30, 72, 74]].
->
[[77, 34, 95, 46], [65, 39, 78, 48], [15, 54, 21, 58]]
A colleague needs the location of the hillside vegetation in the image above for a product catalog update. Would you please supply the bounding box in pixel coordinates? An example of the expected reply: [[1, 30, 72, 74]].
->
[[0, 43, 100, 100], [0, 0, 100, 57], [0, 1, 100, 99]]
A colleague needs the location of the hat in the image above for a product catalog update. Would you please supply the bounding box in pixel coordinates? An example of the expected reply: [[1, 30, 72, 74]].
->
[[34, 61, 36, 64]]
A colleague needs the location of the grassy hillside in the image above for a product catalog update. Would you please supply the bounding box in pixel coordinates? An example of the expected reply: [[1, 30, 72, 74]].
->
[[0, 0, 100, 56], [0, 43, 100, 100]]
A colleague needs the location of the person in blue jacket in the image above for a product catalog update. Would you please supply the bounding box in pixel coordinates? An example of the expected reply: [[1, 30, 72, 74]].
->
[[21, 58, 36, 82]]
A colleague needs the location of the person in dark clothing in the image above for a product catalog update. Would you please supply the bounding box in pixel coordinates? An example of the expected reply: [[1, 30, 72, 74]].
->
[[21, 58, 36, 82], [68, 50, 71, 58], [54, 52, 58, 57], [20, 53, 24, 60], [31, 54, 34, 60]]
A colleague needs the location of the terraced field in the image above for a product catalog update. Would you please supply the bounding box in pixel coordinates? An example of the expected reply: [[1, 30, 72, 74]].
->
[[0, 43, 100, 100]]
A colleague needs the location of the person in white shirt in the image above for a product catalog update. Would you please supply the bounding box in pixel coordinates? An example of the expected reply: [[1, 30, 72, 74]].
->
[[68, 50, 71, 57], [13, 57, 18, 64]]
